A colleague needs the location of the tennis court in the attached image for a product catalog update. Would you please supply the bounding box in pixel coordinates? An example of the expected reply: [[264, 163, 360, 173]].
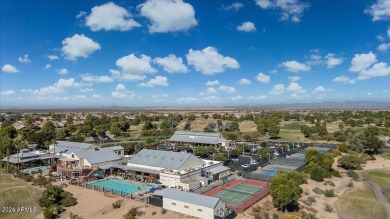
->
[[212, 183, 264, 206], [290, 153, 305, 160], [259, 166, 293, 176]]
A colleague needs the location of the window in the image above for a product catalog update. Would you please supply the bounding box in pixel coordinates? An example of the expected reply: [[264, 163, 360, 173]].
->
[[184, 205, 189, 209], [172, 202, 176, 206], [198, 209, 202, 212]]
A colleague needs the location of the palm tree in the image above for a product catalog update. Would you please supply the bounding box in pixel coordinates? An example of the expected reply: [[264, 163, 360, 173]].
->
[[15, 139, 27, 171]]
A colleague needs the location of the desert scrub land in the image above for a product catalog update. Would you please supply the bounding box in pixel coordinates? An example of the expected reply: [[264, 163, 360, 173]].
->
[[0, 175, 42, 219]]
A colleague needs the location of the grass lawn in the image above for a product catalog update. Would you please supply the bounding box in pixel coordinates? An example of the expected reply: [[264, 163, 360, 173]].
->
[[380, 148, 390, 160], [0, 175, 42, 219], [364, 170, 390, 203], [335, 185, 387, 219], [281, 123, 301, 130]]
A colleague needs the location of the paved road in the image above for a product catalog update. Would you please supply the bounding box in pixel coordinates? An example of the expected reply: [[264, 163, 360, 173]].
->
[[358, 168, 390, 219]]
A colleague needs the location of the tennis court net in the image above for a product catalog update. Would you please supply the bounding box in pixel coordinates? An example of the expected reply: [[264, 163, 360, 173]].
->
[[222, 187, 260, 196]]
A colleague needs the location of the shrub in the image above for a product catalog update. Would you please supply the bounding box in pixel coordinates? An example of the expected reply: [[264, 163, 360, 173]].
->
[[61, 195, 77, 207], [59, 183, 67, 188], [69, 212, 83, 219], [324, 189, 335, 197], [307, 196, 316, 203], [347, 170, 359, 181], [312, 187, 324, 194], [348, 181, 354, 187], [338, 154, 362, 170], [32, 175, 50, 187], [254, 213, 262, 219], [161, 208, 167, 214], [123, 207, 138, 219], [369, 155, 376, 160], [338, 143, 349, 153], [303, 200, 312, 206], [331, 149, 342, 157], [331, 169, 341, 178], [273, 214, 279, 219], [152, 211, 157, 215], [328, 181, 335, 187], [43, 205, 64, 219], [301, 212, 318, 219], [264, 212, 270, 219], [252, 205, 261, 213], [112, 200, 122, 209], [22, 174, 34, 182], [324, 203, 333, 212]]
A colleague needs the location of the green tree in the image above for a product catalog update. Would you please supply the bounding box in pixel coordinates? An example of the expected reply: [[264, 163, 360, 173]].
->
[[338, 122, 344, 130], [194, 146, 207, 157], [270, 171, 303, 211], [66, 115, 73, 125], [268, 123, 280, 138], [338, 154, 362, 170], [187, 114, 196, 121], [214, 153, 227, 162]]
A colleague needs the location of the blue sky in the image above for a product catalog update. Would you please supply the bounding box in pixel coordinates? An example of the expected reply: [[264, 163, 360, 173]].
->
[[1, 0, 390, 108]]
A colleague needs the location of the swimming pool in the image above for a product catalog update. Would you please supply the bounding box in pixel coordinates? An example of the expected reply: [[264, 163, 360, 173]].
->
[[87, 178, 150, 196], [22, 166, 47, 174]]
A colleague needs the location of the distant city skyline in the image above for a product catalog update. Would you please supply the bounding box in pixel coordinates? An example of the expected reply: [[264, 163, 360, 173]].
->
[[1, 0, 390, 108]]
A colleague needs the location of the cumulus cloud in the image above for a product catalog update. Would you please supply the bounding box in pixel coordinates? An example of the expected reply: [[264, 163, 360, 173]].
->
[[256, 73, 270, 83], [199, 87, 217, 96], [186, 47, 239, 75], [81, 73, 114, 83], [22, 78, 80, 96], [288, 76, 300, 81], [239, 78, 252, 85], [2, 64, 18, 73], [325, 53, 343, 68], [218, 85, 236, 93], [222, 2, 244, 11], [61, 34, 101, 60], [154, 54, 188, 73], [139, 0, 197, 33], [255, 0, 310, 22], [349, 51, 377, 72], [18, 54, 31, 63], [206, 80, 220, 86], [280, 60, 310, 72], [388, 26, 390, 37], [270, 84, 285, 95], [231, 95, 243, 101], [332, 76, 356, 84], [85, 2, 141, 31], [115, 54, 157, 80], [287, 82, 305, 93], [249, 95, 267, 100], [139, 76, 169, 87], [237, 21, 256, 32], [111, 83, 135, 99], [92, 94, 101, 98], [176, 97, 199, 103], [364, 0, 390, 21], [312, 86, 333, 93], [377, 43, 390, 52], [57, 68, 69, 75], [44, 64, 51, 70], [1, 90, 16, 96], [357, 62, 390, 80], [47, 55, 59, 60]]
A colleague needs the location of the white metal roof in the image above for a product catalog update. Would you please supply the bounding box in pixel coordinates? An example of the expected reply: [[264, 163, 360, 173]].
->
[[154, 188, 221, 208]]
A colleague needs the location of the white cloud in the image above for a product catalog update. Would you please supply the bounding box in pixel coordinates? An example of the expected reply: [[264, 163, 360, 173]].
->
[[139, 0, 197, 33], [312, 86, 332, 93], [307, 52, 323, 65], [377, 43, 390, 52], [81, 73, 114, 83], [18, 54, 31, 63], [61, 34, 101, 60], [139, 76, 169, 87], [367, 92, 372, 96], [287, 82, 305, 93], [218, 85, 236, 93], [111, 83, 135, 99], [364, 0, 390, 21], [332, 76, 356, 84], [270, 84, 285, 95], [222, 2, 244, 11], [44, 64, 51, 70], [47, 55, 59, 60], [325, 53, 343, 68], [92, 94, 101, 98], [186, 47, 239, 75], [152, 94, 169, 99], [22, 78, 80, 96], [377, 34, 385, 41], [249, 95, 267, 100], [288, 76, 300, 81], [231, 95, 243, 101], [388, 26, 390, 38], [1, 90, 16, 96], [237, 21, 256, 32], [349, 51, 377, 72], [115, 54, 157, 80], [86, 2, 141, 31], [199, 87, 218, 96], [1, 64, 18, 73], [205, 80, 220, 86], [154, 54, 188, 73], [357, 62, 390, 80], [57, 68, 69, 75], [239, 78, 252, 85], [256, 73, 270, 83], [269, 69, 278, 74], [255, 0, 310, 22], [280, 60, 310, 72], [80, 87, 93, 92], [176, 97, 199, 103]]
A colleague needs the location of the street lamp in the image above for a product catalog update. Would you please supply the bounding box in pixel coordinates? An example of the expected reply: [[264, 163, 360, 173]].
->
[[281, 147, 283, 155], [267, 153, 270, 162], [258, 155, 262, 165]]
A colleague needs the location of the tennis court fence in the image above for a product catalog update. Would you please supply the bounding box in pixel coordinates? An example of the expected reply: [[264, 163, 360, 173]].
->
[[227, 186, 270, 213]]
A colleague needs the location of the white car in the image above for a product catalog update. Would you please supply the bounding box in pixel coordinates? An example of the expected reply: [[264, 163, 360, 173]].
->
[[231, 158, 239, 162], [250, 160, 257, 165], [241, 164, 251, 168]]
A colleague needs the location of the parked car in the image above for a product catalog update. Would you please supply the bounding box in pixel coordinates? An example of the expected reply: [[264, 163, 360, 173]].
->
[[241, 164, 250, 168], [229, 157, 239, 162], [224, 160, 234, 165], [250, 160, 257, 165]]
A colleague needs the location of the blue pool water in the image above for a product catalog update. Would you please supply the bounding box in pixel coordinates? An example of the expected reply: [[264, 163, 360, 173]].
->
[[87, 179, 150, 196], [22, 166, 47, 174], [260, 167, 293, 176]]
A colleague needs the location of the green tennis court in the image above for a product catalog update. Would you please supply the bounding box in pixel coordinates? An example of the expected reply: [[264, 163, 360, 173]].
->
[[212, 183, 263, 206]]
